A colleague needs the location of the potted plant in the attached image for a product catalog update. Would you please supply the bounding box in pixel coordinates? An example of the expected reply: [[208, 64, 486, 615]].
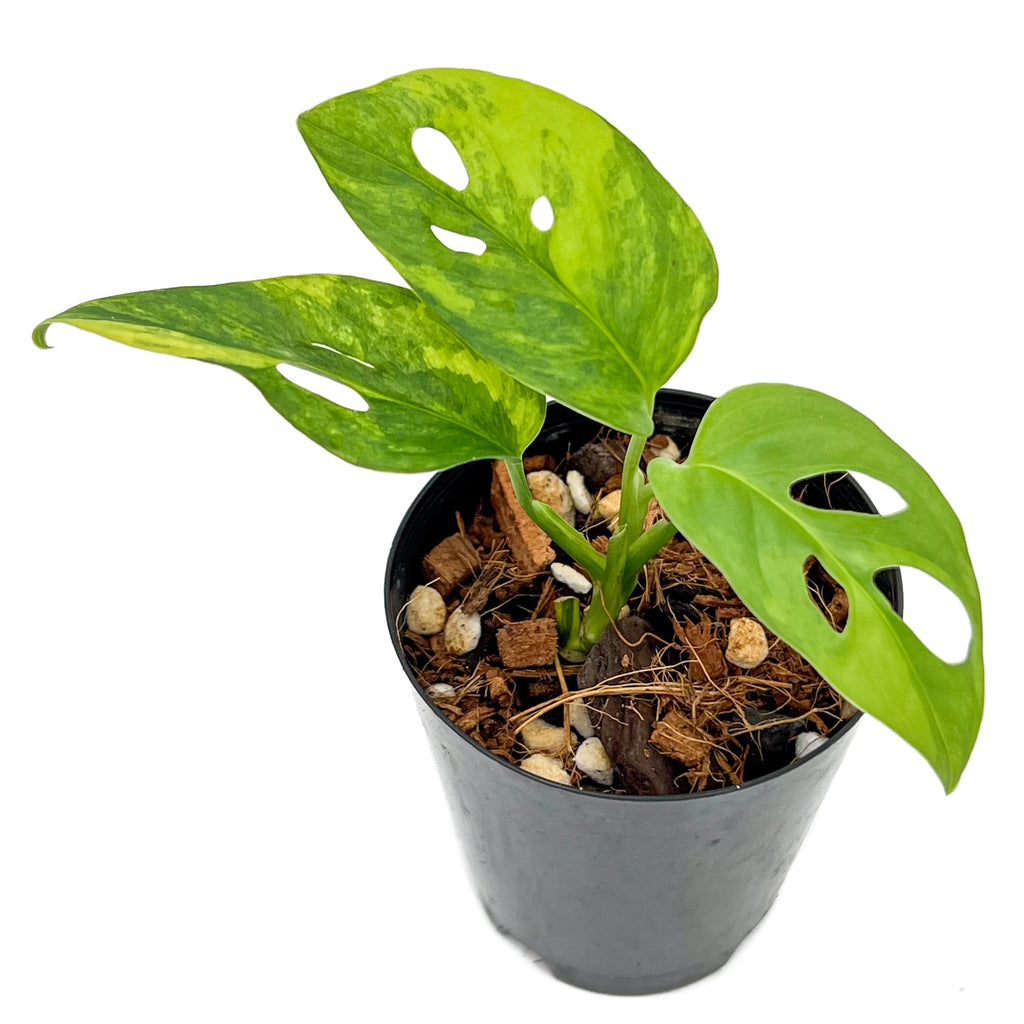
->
[[33, 68, 983, 994]]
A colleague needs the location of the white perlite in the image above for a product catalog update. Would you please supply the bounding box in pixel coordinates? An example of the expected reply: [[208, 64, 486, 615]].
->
[[725, 616, 769, 669], [566, 469, 593, 514], [519, 718, 569, 754], [595, 489, 621, 527], [569, 700, 595, 739], [527, 470, 575, 525], [444, 606, 481, 655], [405, 584, 447, 635], [550, 562, 592, 595], [520, 754, 572, 785], [424, 682, 457, 701], [794, 731, 827, 758], [651, 436, 681, 461], [574, 737, 614, 786]]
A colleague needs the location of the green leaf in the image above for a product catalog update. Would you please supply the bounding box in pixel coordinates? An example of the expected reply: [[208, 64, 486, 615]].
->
[[297, 68, 718, 436], [33, 275, 545, 472], [647, 384, 983, 792]]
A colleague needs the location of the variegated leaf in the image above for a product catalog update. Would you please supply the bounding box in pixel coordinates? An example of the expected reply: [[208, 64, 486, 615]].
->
[[34, 275, 545, 471], [298, 68, 718, 436]]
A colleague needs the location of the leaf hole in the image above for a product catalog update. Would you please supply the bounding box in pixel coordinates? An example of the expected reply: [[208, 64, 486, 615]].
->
[[530, 195, 554, 231], [310, 342, 374, 370], [276, 364, 369, 413], [875, 566, 972, 664], [430, 225, 487, 256], [847, 472, 908, 515], [803, 556, 848, 633], [789, 471, 907, 515], [411, 127, 469, 190]]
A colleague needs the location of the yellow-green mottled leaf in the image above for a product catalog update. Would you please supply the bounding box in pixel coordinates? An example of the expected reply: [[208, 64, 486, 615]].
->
[[34, 275, 545, 472], [647, 384, 983, 792], [298, 68, 718, 436]]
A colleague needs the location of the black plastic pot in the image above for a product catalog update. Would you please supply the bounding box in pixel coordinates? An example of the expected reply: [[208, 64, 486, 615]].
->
[[385, 390, 901, 996]]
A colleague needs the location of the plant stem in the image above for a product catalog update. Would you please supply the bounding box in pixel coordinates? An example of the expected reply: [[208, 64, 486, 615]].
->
[[503, 458, 605, 578], [625, 519, 678, 578], [618, 432, 649, 549], [579, 432, 649, 647], [507, 436, 678, 652]]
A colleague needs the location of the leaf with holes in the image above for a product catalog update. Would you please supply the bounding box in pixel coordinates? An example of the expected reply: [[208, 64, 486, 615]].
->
[[33, 275, 545, 472], [297, 68, 718, 436], [647, 384, 983, 792]]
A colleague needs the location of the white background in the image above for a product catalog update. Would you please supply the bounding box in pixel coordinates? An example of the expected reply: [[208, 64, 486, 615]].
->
[[3, 2, 1020, 1020]]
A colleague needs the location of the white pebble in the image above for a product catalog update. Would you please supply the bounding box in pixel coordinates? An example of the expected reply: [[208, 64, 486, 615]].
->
[[527, 470, 575, 525], [424, 682, 457, 701], [725, 616, 769, 669], [595, 489, 621, 528], [444, 606, 481, 656], [566, 470, 593, 515], [794, 731, 828, 758], [651, 436, 681, 461], [520, 754, 572, 785], [550, 562, 592, 595], [519, 718, 569, 754], [406, 585, 448, 635], [574, 737, 615, 787], [569, 700, 595, 739]]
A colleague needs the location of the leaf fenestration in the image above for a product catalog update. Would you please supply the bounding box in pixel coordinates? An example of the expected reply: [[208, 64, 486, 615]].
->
[[647, 384, 983, 792], [34, 275, 545, 472], [298, 68, 718, 436]]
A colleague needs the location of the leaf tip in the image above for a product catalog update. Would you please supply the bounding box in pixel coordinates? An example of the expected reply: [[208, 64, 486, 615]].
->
[[295, 105, 327, 144], [32, 319, 54, 350]]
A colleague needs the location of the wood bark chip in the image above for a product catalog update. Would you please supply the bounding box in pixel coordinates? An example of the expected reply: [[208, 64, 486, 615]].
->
[[468, 510, 503, 551], [581, 616, 680, 795], [461, 557, 504, 614], [650, 710, 711, 769], [486, 669, 515, 708], [675, 617, 728, 683], [498, 618, 558, 668], [455, 705, 494, 733], [490, 461, 555, 573], [423, 533, 480, 599], [523, 453, 557, 473]]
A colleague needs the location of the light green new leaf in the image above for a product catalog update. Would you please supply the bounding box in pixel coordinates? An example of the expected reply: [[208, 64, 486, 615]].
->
[[297, 68, 718, 436], [33, 275, 545, 472], [647, 384, 983, 792]]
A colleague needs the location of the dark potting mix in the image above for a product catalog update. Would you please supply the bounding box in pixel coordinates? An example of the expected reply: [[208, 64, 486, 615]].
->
[[400, 426, 855, 795]]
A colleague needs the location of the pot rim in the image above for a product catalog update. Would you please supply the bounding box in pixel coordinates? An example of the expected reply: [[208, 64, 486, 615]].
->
[[386, 387, 894, 803]]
